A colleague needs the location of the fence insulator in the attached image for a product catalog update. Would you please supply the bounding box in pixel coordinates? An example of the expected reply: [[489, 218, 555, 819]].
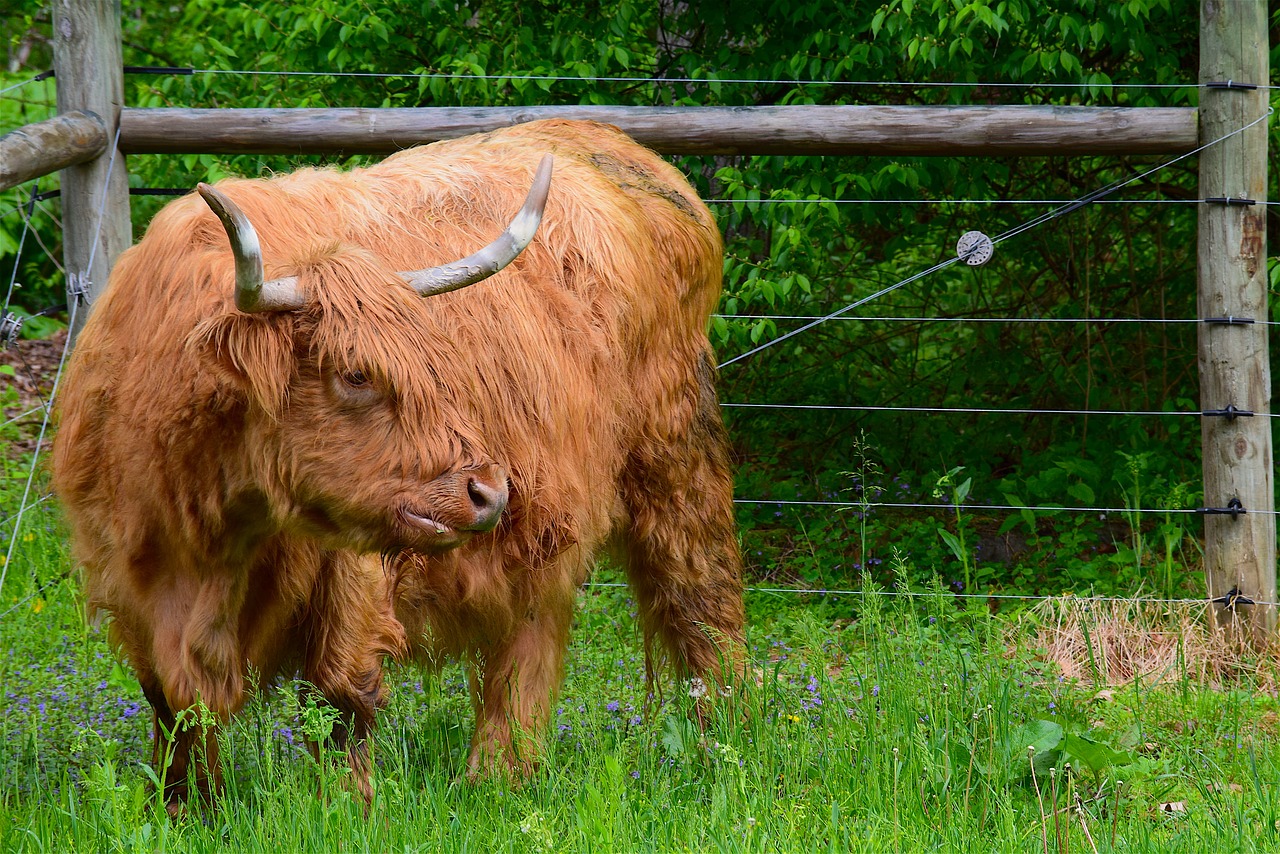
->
[[1212, 586, 1255, 611], [0, 313, 23, 350], [1201, 405, 1254, 420], [956, 231, 994, 265], [1196, 498, 1247, 519], [123, 66, 194, 76]]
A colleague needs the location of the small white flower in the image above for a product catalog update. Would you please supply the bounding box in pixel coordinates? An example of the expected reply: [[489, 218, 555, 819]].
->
[[688, 677, 708, 699]]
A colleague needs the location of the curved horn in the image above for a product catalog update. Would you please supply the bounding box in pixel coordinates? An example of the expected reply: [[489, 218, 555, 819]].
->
[[399, 154, 553, 298], [196, 183, 306, 313]]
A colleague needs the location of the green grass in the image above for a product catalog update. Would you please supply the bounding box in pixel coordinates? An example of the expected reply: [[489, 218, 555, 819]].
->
[[1, 503, 1279, 852]]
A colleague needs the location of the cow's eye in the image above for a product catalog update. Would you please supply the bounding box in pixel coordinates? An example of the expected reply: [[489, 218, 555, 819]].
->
[[341, 370, 371, 388], [329, 366, 383, 407]]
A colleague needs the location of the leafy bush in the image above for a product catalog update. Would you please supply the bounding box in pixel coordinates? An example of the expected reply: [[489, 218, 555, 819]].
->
[[4, 0, 1278, 596]]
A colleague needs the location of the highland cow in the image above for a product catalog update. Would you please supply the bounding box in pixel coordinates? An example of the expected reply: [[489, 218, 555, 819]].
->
[[51, 119, 745, 808]]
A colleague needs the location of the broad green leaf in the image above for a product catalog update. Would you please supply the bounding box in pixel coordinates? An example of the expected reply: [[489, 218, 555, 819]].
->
[[1060, 733, 1136, 774]]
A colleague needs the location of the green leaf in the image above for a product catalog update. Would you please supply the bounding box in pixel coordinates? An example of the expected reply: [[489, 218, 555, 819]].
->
[[1060, 733, 1136, 774], [205, 35, 237, 58], [1007, 719, 1065, 779], [871, 10, 886, 36], [1067, 482, 1095, 505], [938, 529, 965, 562], [661, 715, 693, 759], [1018, 719, 1065, 754]]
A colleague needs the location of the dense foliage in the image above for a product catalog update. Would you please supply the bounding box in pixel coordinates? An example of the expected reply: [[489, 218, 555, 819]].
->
[[3, 0, 1279, 598]]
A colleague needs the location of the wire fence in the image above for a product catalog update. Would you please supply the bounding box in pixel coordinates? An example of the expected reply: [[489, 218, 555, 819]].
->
[[1, 61, 1276, 625], [8, 63, 1275, 92], [582, 580, 1280, 609]]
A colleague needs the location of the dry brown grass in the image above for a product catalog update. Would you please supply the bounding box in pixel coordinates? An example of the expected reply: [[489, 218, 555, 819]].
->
[[1025, 595, 1280, 694]]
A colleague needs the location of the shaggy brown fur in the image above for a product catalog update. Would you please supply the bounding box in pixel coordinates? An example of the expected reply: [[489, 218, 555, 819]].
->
[[52, 120, 745, 805]]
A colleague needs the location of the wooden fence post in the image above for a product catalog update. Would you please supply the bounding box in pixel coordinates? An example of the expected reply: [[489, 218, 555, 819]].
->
[[1197, 0, 1274, 640], [52, 0, 131, 343]]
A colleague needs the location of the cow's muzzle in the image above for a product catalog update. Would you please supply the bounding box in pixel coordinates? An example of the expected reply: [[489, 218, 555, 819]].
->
[[461, 467, 508, 532], [399, 465, 509, 548]]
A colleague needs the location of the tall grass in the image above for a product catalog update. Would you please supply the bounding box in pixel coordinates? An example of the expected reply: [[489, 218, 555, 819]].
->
[[0, 509, 1278, 851]]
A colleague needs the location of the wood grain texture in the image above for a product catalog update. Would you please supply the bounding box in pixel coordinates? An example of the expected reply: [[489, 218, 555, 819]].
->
[[1196, 0, 1274, 639], [0, 111, 108, 192], [53, 0, 132, 342], [118, 105, 1197, 156]]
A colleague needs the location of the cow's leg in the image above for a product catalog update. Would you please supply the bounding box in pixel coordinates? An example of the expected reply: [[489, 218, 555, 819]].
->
[[137, 669, 222, 814], [466, 581, 576, 780], [620, 350, 746, 694], [298, 552, 405, 805], [127, 577, 239, 814]]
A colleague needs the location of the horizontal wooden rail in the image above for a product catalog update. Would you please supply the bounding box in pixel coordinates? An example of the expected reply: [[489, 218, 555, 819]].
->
[[0, 111, 108, 192], [119, 105, 1198, 157]]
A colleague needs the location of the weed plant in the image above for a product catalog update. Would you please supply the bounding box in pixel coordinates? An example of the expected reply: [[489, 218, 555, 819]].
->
[[736, 438, 1206, 606], [0, 507, 1277, 853]]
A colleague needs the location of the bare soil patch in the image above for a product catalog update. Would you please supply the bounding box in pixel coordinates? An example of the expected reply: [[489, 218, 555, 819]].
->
[[2, 330, 66, 455]]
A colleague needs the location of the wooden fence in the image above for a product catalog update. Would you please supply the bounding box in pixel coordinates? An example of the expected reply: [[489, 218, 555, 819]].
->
[[0, 0, 1272, 639]]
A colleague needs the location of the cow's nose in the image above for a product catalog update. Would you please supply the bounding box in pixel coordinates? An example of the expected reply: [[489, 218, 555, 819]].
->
[[463, 469, 508, 532]]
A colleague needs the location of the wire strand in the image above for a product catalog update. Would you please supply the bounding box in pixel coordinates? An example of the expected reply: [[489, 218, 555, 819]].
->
[[83, 127, 123, 276], [722, 402, 1256, 418], [1, 405, 49, 429], [991, 107, 1273, 247], [0, 72, 53, 97], [706, 198, 1235, 206], [193, 66, 1209, 92], [716, 108, 1274, 369], [714, 314, 1277, 326], [0, 298, 76, 596], [734, 498, 1223, 516], [582, 580, 1278, 607], [3, 187, 38, 315], [717, 257, 959, 368]]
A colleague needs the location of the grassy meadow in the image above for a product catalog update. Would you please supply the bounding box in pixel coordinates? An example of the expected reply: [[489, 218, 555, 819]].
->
[[0, 497, 1279, 853]]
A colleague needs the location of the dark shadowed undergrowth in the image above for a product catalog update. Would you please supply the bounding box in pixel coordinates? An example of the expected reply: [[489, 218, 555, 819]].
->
[[1, 505, 1279, 852]]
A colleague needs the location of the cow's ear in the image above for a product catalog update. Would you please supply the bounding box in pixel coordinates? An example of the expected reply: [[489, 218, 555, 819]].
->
[[188, 312, 295, 416]]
